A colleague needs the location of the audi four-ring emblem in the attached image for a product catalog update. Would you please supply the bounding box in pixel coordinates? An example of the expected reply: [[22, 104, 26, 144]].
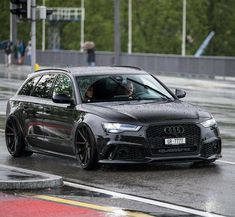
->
[[164, 126, 185, 135]]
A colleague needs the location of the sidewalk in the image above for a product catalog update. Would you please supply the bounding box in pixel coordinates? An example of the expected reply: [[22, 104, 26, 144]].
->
[[0, 64, 31, 79], [0, 164, 63, 190], [1, 64, 235, 85]]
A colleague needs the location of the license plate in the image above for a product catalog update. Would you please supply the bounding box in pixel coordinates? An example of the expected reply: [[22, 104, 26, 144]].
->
[[165, 138, 186, 145]]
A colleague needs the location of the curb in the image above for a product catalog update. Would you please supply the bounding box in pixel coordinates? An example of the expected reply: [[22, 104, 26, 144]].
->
[[0, 164, 63, 190]]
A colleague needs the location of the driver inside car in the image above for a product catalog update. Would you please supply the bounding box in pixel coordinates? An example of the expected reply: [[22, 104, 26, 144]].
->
[[84, 85, 94, 102]]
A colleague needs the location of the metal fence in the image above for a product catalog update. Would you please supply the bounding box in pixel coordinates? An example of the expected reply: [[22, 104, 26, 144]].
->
[[1, 50, 235, 77]]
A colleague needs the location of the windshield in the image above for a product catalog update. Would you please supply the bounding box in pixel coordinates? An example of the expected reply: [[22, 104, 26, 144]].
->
[[76, 73, 174, 103]]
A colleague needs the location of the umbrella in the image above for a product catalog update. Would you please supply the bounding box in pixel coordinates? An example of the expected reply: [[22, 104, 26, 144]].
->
[[0, 40, 12, 49], [83, 41, 95, 50]]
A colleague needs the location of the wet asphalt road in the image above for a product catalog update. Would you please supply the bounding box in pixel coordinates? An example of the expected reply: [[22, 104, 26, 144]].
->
[[0, 65, 235, 217]]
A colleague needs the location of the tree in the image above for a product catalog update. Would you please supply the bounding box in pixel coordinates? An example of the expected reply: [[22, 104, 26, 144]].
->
[[1, 0, 235, 56]]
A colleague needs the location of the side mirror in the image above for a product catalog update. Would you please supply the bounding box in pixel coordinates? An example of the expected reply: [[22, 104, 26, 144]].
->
[[175, 89, 186, 99], [52, 93, 74, 104]]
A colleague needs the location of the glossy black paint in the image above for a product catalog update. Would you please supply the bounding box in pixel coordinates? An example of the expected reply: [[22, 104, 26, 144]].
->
[[5, 67, 222, 169]]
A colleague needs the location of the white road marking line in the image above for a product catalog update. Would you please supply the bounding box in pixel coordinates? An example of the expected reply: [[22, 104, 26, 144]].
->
[[64, 181, 225, 217], [217, 160, 235, 165]]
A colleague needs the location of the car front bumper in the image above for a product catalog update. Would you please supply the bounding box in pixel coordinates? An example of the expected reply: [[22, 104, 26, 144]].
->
[[97, 122, 222, 164]]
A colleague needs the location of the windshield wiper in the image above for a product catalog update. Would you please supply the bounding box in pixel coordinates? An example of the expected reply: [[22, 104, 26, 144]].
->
[[127, 77, 171, 100]]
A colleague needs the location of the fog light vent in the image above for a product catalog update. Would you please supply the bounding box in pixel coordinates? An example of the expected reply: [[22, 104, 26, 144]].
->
[[114, 145, 145, 160], [201, 141, 221, 158]]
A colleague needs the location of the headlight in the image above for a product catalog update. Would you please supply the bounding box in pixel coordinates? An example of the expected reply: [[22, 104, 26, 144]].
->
[[102, 123, 142, 133], [200, 118, 217, 128]]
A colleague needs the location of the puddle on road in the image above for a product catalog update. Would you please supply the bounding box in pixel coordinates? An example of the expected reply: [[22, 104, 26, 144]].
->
[[0, 86, 12, 92], [0, 169, 44, 181], [0, 69, 26, 78], [36, 185, 113, 198]]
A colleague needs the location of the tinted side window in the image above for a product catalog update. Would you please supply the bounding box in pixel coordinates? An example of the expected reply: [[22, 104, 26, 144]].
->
[[18, 76, 41, 96], [31, 74, 56, 99], [53, 74, 73, 98]]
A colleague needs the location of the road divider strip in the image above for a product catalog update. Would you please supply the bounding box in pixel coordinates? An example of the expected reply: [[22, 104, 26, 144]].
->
[[64, 181, 225, 217], [33, 195, 154, 217], [218, 160, 235, 165]]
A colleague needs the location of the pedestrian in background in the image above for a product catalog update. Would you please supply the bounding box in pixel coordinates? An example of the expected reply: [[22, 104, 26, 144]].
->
[[87, 48, 96, 66], [15, 40, 21, 64], [25, 40, 32, 65], [13, 42, 18, 64], [4, 41, 12, 67], [18, 40, 26, 65], [83, 41, 96, 66]]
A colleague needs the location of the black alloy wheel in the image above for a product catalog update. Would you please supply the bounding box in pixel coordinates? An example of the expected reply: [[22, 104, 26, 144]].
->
[[75, 125, 98, 170], [5, 117, 32, 157]]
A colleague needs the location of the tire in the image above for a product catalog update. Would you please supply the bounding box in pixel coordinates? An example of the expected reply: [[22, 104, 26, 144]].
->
[[74, 124, 98, 170], [5, 117, 33, 157]]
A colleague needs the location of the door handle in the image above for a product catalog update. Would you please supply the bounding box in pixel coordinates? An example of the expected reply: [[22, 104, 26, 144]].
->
[[44, 107, 51, 113], [23, 105, 29, 110]]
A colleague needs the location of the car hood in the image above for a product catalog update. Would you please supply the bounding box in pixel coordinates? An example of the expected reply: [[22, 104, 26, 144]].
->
[[80, 100, 211, 124]]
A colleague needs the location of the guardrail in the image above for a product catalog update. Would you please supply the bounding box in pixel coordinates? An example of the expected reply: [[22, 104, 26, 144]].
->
[[1, 50, 235, 77]]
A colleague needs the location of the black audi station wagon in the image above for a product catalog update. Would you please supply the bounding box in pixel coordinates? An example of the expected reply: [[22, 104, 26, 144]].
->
[[5, 66, 222, 169]]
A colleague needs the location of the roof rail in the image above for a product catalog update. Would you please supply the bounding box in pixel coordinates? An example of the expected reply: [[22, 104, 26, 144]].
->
[[112, 65, 142, 71], [35, 68, 71, 73]]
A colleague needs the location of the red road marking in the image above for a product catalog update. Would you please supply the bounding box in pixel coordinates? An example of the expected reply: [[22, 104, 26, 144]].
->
[[0, 193, 122, 217]]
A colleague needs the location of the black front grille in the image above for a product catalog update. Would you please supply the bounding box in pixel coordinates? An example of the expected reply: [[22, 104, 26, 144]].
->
[[146, 124, 201, 155]]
